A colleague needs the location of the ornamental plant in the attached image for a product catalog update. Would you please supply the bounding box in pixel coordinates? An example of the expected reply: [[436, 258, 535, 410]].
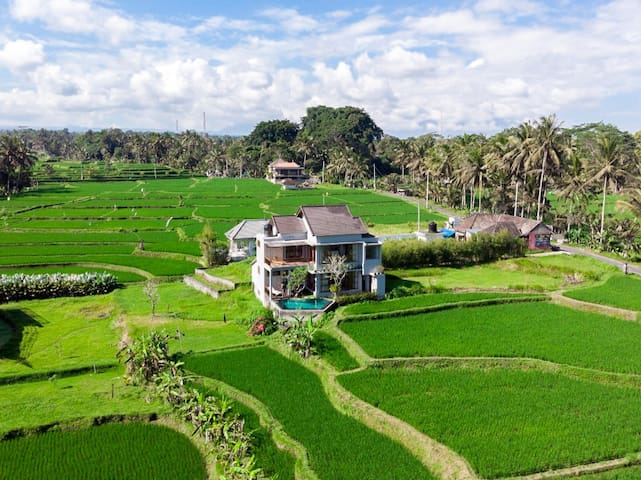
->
[[0, 272, 117, 303]]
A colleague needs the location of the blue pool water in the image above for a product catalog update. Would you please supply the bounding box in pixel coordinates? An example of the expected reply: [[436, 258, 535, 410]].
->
[[278, 298, 332, 310]]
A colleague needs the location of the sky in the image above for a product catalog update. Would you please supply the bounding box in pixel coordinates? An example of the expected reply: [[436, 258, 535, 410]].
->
[[0, 0, 640, 138]]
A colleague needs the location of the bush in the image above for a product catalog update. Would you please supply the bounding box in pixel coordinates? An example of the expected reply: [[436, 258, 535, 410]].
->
[[0, 272, 118, 303], [334, 291, 378, 306], [387, 284, 426, 299], [382, 232, 526, 269]]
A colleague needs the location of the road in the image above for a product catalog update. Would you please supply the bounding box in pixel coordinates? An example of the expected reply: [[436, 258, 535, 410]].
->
[[558, 245, 641, 276]]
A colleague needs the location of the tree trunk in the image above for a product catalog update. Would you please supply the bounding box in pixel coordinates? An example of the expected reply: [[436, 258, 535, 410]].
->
[[600, 175, 607, 246], [536, 154, 547, 221]]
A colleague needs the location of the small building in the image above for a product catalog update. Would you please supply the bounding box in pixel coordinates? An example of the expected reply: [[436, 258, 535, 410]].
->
[[454, 213, 553, 250], [267, 159, 309, 189], [225, 219, 268, 261], [252, 205, 385, 308]]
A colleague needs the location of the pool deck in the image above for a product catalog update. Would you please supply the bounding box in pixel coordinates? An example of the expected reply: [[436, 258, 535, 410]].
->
[[272, 297, 336, 319]]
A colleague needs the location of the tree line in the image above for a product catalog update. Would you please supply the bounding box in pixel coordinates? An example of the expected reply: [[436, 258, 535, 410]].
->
[[2, 106, 641, 253]]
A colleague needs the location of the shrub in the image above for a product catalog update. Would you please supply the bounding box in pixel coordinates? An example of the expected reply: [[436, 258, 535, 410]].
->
[[0, 272, 117, 303], [387, 284, 426, 299], [382, 232, 526, 269], [334, 291, 378, 306]]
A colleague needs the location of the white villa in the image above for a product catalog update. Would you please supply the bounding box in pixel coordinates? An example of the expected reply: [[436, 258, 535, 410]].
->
[[252, 205, 385, 308]]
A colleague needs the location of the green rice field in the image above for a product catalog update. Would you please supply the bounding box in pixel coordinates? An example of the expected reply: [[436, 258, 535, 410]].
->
[[564, 274, 641, 311], [340, 302, 641, 373], [0, 178, 443, 279], [0, 422, 206, 480], [184, 346, 435, 479], [339, 365, 641, 478], [339, 291, 546, 317]]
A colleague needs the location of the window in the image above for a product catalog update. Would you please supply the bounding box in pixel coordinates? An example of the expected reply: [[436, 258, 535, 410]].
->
[[285, 245, 304, 259], [366, 245, 380, 260]]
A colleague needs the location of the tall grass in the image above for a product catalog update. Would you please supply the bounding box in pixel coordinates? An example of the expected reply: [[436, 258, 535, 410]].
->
[[340, 302, 641, 373], [185, 346, 435, 479], [339, 365, 641, 478]]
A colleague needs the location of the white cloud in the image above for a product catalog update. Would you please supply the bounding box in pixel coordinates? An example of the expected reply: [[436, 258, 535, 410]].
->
[[260, 8, 319, 33], [1, 1, 641, 135], [0, 39, 45, 71]]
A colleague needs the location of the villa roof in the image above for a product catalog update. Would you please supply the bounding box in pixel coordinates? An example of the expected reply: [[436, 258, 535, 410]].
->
[[225, 219, 268, 241], [455, 213, 550, 236], [269, 159, 302, 169], [298, 205, 368, 237], [271, 215, 306, 235]]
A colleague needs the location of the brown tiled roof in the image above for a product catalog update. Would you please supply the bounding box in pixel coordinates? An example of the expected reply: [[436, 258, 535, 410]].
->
[[455, 214, 550, 236], [298, 205, 368, 236], [271, 215, 306, 234], [270, 159, 302, 169]]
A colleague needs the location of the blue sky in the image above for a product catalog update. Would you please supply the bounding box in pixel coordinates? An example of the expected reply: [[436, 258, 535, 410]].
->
[[0, 0, 639, 137]]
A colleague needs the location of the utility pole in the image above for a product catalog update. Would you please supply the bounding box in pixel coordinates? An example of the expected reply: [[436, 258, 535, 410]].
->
[[373, 164, 376, 190]]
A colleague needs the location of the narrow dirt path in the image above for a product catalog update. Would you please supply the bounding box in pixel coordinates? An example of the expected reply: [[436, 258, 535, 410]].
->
[[550, 291, 638, 321]]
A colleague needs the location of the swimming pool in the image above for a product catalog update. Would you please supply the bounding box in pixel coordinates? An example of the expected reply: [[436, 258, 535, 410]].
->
[[277, 297, 333, 311]]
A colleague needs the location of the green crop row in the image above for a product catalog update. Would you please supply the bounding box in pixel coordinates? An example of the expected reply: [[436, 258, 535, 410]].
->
[[340, 292, 546, 317], [339, 365, 641, 478], [0, 254, 199, 276], [6, 218, 196, 230], [0, 423, 207, 480], [184, 346, 435, 479], [1, 244, 135, 257], [314, 331, 360, 371], [340, 302, 641, 373], [0, 422, 206, 480], [564, 274, 641, 311]]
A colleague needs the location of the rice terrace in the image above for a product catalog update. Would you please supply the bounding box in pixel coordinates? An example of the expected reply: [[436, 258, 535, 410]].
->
[[1, 169, 641, 479]]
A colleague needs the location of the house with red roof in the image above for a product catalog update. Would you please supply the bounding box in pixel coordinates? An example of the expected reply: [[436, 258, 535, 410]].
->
[[454, 213, 553, 250], [267, 159, 310, 189]]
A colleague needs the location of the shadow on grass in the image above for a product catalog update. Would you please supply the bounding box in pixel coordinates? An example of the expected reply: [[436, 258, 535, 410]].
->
[[385, 274, 424, 291], [0, 309, 43, 367]]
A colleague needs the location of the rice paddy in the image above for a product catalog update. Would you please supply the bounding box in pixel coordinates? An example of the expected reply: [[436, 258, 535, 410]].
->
[[0, 422, 206, 480]]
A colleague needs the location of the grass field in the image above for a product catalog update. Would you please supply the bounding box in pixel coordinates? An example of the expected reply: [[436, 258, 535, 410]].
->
[[340, 302, 641, 373], [387, 253, 616, 292], [339, 291, 546, 317], [185, 346, 435, 479], [0, 368, 168, 433], [0, 294, 120, 379], [0, 422, 206, 480], [564, 274, 641, 311], [339, 365, 641, 478]]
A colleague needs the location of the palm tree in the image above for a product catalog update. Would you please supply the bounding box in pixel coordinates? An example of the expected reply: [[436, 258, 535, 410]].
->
[[503, 122, 535, 216], [0, 134, 36, 196], [453, 134, 487, 212], [585, 133, 629, 243], [557, 150, 588, 233], [530, 115, 567, 220]]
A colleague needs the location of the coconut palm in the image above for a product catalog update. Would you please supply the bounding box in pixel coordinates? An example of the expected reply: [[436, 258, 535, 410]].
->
[[530, 115, 567, 220], [585, 133, 629, 243], [0, 134, 36, 196]]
